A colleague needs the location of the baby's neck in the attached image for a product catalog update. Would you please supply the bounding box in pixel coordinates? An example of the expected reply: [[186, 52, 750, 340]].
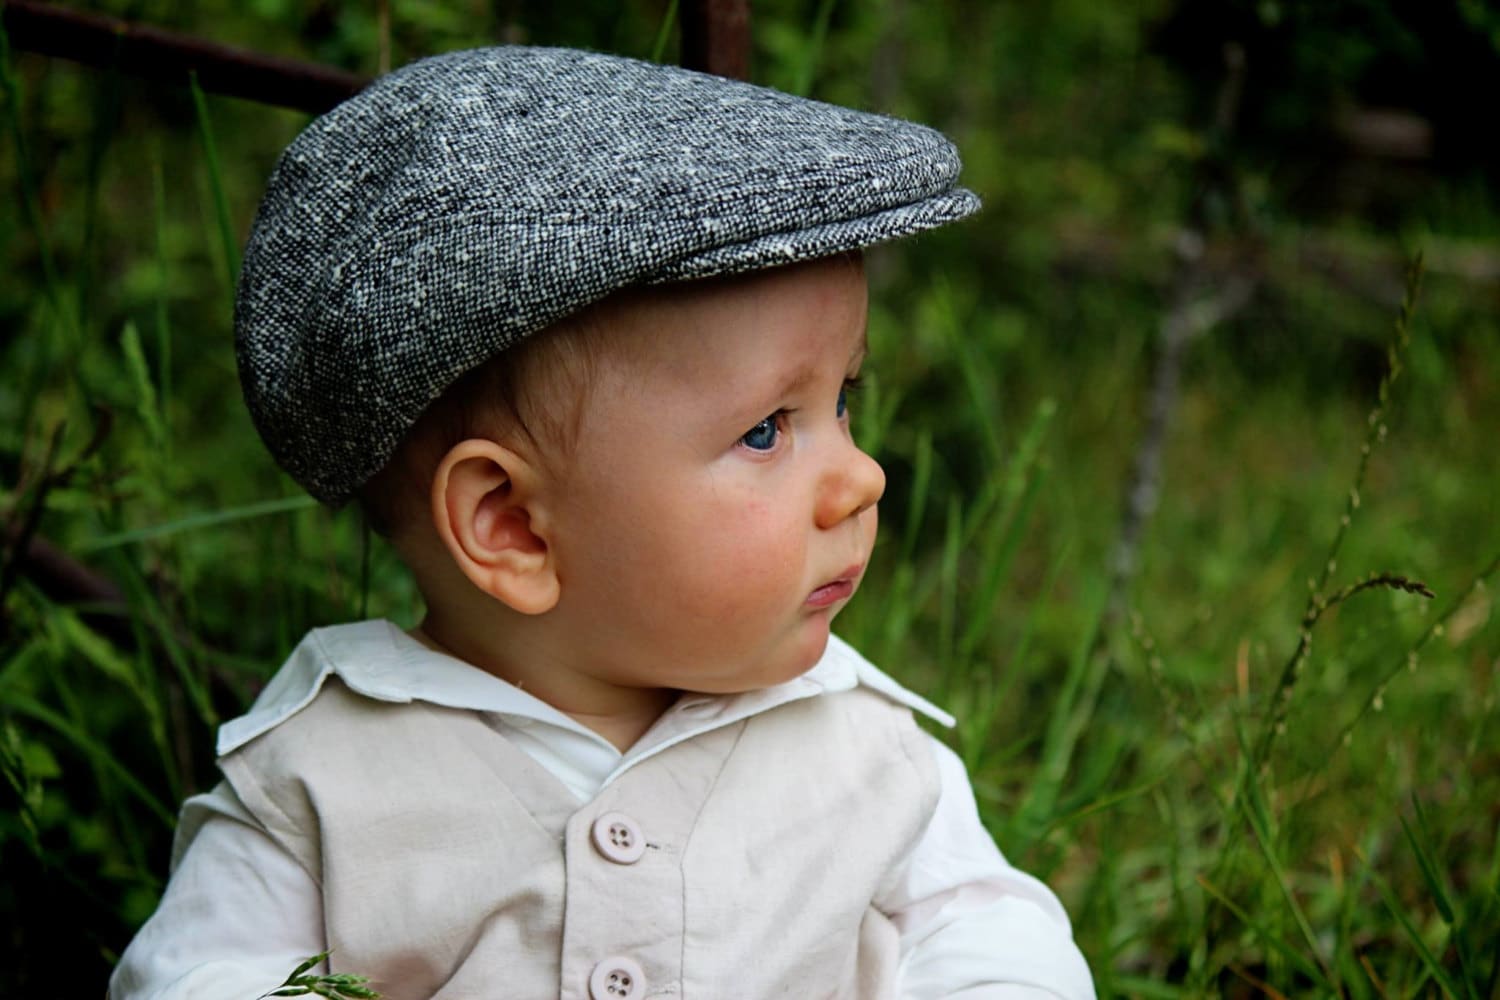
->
[[410, 619, 677, 753]]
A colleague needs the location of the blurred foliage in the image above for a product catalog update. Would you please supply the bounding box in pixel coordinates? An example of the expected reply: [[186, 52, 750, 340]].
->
[[2, 0, 1497, 996]]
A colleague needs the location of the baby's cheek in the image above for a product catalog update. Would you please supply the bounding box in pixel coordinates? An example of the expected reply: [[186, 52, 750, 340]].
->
[[688, 522, 798, 618]]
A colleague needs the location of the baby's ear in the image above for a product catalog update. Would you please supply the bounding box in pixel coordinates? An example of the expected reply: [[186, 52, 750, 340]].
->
[[430, 439, 560, 614]]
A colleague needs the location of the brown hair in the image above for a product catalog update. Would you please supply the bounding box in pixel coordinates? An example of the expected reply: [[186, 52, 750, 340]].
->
[[358, 313, 603, 539]]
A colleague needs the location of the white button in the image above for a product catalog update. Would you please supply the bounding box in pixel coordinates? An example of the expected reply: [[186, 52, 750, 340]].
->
[[591, 812, 646, 864], [589, 955, 645, 998]]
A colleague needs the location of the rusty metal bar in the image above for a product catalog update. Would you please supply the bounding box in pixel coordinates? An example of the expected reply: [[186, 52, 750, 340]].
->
[[1, 0, 368, 113], [680, 0, 750, 80]]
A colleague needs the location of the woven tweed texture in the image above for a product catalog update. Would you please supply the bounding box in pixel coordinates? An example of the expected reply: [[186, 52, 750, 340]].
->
[[235, 45, 980, 504]]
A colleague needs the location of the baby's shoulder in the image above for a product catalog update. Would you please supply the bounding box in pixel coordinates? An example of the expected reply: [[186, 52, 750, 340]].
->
[[215, 619, 425, 759]]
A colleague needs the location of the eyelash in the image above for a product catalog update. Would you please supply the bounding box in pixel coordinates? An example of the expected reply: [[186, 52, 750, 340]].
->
[[840, 375, 864, 414], [738, 376, 863, 453]]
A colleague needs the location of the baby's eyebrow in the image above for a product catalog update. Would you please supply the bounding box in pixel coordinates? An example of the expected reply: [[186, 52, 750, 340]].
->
[[763, 332, 867, 400], [766, 365, 822, 402]]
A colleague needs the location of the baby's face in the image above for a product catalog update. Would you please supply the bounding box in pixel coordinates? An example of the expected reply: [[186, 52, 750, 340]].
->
[[544, 256, 883, 694]]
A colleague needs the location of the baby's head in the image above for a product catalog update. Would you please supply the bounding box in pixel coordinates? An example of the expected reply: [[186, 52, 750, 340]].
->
[[236, 46, 975, 698]]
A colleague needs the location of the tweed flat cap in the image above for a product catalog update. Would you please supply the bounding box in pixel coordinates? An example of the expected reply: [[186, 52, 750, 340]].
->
[[236, 45, 979, 505]]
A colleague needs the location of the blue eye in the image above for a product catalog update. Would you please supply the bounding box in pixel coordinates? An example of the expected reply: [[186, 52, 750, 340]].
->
[[740, 415, 780, 451]]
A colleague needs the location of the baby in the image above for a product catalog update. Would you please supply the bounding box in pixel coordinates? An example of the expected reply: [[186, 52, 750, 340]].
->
[[111, 46, 1095, 1000]]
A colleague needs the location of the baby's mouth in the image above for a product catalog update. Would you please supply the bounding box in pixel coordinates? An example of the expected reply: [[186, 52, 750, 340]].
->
[[806, 564, 863, 608]]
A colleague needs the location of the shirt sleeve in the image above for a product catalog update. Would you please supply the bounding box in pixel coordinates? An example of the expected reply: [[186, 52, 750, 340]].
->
[[880, 735, 1097, 1000], [108, 781, 328, 1000]]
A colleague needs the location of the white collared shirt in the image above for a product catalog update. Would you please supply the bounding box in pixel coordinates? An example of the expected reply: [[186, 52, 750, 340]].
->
[[110, 621, 1095, 999]]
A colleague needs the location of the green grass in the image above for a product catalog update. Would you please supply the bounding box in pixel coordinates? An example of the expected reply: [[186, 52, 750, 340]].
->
[[2, 2, 1498, 996]]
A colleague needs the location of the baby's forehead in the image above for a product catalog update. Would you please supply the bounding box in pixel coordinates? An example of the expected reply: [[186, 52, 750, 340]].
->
[[566, 256, 871, 401]]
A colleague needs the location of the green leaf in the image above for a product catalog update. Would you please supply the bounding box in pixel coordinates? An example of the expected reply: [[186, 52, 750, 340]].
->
[[287, 952, 330, 982]]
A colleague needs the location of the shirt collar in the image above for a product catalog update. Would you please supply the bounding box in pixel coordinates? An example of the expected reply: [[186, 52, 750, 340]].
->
[[217, 619, 953, 761]]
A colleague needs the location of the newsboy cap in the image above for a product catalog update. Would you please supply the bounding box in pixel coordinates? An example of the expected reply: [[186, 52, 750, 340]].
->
[[236, 45, 979, 505]]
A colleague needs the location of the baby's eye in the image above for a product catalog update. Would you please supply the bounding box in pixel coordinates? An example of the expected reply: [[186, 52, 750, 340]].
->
[[739, 413, 782, 452]]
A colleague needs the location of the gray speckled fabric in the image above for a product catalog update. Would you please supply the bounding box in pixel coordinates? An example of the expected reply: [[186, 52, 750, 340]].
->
[[235, 45, 979, 505]]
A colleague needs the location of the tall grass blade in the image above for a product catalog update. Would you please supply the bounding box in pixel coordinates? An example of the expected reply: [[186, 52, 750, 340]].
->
[[1242, 772, 1337, 987], [82, 495, 318, 551], [1400, 800, 1455, 926], [937, 286, 1005, 467], [1362, 852, 1470, 1000], [49, 607, 166, 745], [937, 494, 962, 669], [1400, 796, 1485, 993], [1008, 579, 1107, 846], [648, 0, 680, 63], [957, 453, 1046, 660], [1196, 874, 1331, 987], [1106, 975, 1183, 999], [958, 398, 1055, 661], [899, 429, 934, 564], [76, 55, 124, 331], [121, 322, 167, 446], [115, 562, 217, 735], [792, 0, 839, 96], [152, 148, 174, 451], [189, 72, 241, 286]]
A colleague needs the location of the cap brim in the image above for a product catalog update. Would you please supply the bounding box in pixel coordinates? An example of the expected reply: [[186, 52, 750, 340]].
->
[[651, 188, 981, 283]]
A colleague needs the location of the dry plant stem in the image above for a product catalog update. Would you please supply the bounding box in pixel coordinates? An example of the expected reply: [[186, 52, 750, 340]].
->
[[1250, 254, 1426, 775], [1228, 962, 1291, 1000], [1108, 267, 1256, 620], [0, 410, 114, 626], [1107, 40, 1254, 623], [1357, 953, 1392, 1000]]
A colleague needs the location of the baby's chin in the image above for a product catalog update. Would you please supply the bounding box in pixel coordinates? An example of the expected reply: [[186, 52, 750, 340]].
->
[[676, 628, 833, 697]]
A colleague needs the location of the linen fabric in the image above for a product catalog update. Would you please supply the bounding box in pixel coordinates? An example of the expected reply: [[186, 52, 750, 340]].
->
[[109, 623, 1097, 999], [225, 680, 929, 997], [235, 45, 981, 504]]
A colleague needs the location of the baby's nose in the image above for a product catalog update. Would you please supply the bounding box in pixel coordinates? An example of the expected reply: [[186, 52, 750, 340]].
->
[[815, 439, 886, 529]]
